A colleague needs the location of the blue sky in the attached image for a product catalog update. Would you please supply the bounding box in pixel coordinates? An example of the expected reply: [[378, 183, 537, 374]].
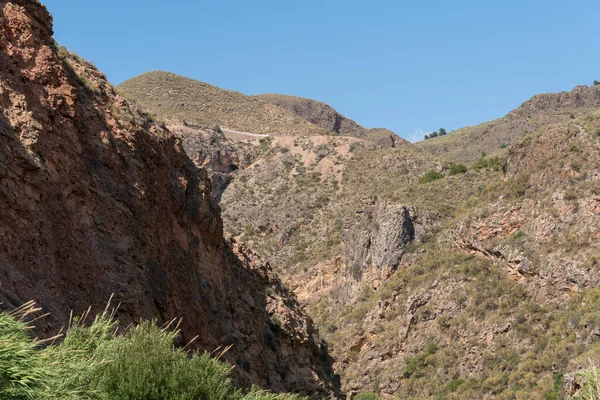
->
[[44, 0, 599, 142]]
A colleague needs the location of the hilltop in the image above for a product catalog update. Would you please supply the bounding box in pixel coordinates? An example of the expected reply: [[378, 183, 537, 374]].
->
[[256, 93, 407, 148], [117, 71, 325, 135], [416, 84, 600, 163]]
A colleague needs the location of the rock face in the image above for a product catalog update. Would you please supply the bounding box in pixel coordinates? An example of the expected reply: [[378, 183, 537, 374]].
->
[[508, 84, 600, 120], [0, 1, 340, 397], [255, 94, 405, 148], [169, 122, 258, 200], [255, 94, 368, 138], [343, 201, 417, 281]]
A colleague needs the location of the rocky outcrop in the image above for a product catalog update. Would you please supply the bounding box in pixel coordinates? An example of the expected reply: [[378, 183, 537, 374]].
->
[[343, 201, 418, 281], [255, 94, 368, 138], [508, 85, 600, 120], [256, 94, 405, 148], [364, 128, 408, 148], [417, 85, 600, 164], [0, 1, 340, 396], [169, 122, 257, 200]]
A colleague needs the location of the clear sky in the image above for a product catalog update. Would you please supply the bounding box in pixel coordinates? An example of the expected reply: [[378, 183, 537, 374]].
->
[[43, 0, 599, 142]]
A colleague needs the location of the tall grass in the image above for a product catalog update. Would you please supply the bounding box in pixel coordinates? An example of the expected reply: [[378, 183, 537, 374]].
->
[[0, 303, 305, 400]]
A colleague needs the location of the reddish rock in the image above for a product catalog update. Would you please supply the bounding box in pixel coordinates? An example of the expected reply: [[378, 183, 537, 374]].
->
[[0, 1, 339, 396]]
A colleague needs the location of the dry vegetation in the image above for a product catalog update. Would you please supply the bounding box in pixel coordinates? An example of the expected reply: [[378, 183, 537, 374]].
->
[[416, 85, 600, 163], [117, 72, 325, 135]]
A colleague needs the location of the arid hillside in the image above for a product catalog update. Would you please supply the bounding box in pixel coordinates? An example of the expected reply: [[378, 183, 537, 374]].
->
[[159, 82, 600, 398], [106, 25, 600, 398], [417, 84, 600, 163], [118, 71, 325, 135], [0, 1, 340, 397]]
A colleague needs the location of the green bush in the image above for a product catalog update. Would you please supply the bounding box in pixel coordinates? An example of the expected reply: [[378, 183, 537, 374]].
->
[[418, 170, 444, 184], [0, 307, 305, 400], [447, 378, 465, 392], [472, 155, 503, 171], [0, 311, 46, 400], [570, 368, 600, 400], [448, 163, 467, 175], [425, 340, 438, 355]]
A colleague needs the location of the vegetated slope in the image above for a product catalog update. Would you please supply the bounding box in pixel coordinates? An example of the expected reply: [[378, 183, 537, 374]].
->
[[416, 84, 600, 163], [0, 307, 307, 399], [326, 114, 600, 398], [256, 93, 407, 148], [215, 97, 600, 397], [118, 71, 325, 135], [0, 1, 339, 397]]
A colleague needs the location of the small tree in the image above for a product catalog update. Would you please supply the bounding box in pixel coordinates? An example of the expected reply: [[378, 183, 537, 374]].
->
[[593, 80, 600, 86], [439, 128, 447, 135]]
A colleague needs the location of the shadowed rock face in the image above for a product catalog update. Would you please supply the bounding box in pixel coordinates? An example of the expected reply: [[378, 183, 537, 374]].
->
[[0, 1, 340, 397]]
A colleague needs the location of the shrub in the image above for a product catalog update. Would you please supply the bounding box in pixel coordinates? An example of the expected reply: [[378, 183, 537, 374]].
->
[[594, 80, 600, 86], [448, 163, 467, 175], [447, 378, 465, 392], [425, 339, 438, 355], [0, 310, 46, 400], [0, 307, 305, 400], [353, 392, 379, 400], [472, 156, 503, 171], [418, 170, 444, 184], [500, 143, 508, 149]]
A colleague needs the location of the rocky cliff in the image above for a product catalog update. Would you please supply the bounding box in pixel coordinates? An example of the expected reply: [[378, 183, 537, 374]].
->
[[0, 1, 339, 396], [256, 94, 405, 148]]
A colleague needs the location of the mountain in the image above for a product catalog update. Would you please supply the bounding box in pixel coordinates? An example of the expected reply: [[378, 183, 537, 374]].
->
[[0, 1, 339, 397], [125, 71, 600, 397], [118, 71, 325, 135], [18, 1, 600, 396], [256, 93, 406, 148], [416, 84, 600, 163]]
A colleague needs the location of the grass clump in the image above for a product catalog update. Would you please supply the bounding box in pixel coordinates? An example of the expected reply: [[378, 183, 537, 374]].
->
[[418, 169, 444, 184], [0, 304, 305, 400], [472, 155, 504, 171], [448, 163, 467, 175]]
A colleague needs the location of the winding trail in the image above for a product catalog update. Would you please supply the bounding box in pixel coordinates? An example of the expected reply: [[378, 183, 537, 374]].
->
[[222, 128, 270, 138]]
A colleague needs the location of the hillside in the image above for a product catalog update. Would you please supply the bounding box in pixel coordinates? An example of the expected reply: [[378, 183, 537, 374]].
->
[[255, 94, 368, 137], [0, 1, 339, 397], [118, 71, 325, 135], [200, 89, 600, 397], [4, 1, 600, 398], [256, 93, 407, 148], [416, 84, 600, 163]]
